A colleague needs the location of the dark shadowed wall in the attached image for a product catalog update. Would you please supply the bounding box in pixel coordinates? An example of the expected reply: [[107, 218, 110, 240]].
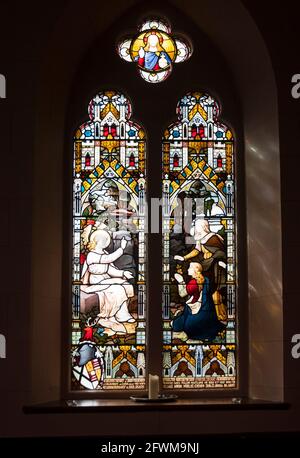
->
[[0, 0, 300, 437]]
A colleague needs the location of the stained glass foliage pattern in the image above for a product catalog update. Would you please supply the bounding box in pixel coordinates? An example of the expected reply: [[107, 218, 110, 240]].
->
[[162, 92, 236, 390], [71, 91, 147, 391], [118, 18, 192, 83]]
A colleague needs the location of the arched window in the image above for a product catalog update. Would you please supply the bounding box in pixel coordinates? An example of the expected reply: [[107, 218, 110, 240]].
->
[[68, 9, 242, 395], [71, 91, 147, 391], [162, 92, 236, 390], [19, 1, 277, 407]]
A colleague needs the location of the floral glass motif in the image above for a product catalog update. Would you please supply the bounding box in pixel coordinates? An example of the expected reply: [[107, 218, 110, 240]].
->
[[118, 18, 192, 83], [72, 91, 147, 391], [162, 92, 236, 390]]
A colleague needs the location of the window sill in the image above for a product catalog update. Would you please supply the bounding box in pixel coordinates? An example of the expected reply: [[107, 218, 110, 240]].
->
[[23, 398, 289, 414]]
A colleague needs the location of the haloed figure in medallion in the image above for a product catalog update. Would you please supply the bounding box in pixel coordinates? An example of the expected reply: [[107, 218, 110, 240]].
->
[[136, 31, 172, 71], [173, 262, 225, 341]]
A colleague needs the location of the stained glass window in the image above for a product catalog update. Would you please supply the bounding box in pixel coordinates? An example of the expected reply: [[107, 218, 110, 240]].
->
[[118, 18, 192, 83], [71, 91, 147, 391], [162, 92, 236, 390]]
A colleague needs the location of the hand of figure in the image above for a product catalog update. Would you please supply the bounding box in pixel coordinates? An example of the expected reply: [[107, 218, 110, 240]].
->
[[121, 237, 127, 250], [174, 255, 184, 261], [124, 271, 134, 280], [174, 273, 184, 283], [138, 47, 145, 58], [158, 56, 168, 68]]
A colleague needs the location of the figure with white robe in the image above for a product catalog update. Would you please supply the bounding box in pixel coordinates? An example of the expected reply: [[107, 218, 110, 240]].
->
[[81, 229, 135, 334]]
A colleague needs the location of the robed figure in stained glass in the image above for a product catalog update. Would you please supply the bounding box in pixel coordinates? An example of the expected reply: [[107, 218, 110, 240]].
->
[[81, 229, 135, 335], [118, 18, 192, 83], [175, 218, 227, 295], [135, 32, 172, 71], [173, 262, 226, 341]]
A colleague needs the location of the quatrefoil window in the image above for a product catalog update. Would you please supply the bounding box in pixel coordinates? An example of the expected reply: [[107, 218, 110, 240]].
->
[[118, 18, 192, 83]]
